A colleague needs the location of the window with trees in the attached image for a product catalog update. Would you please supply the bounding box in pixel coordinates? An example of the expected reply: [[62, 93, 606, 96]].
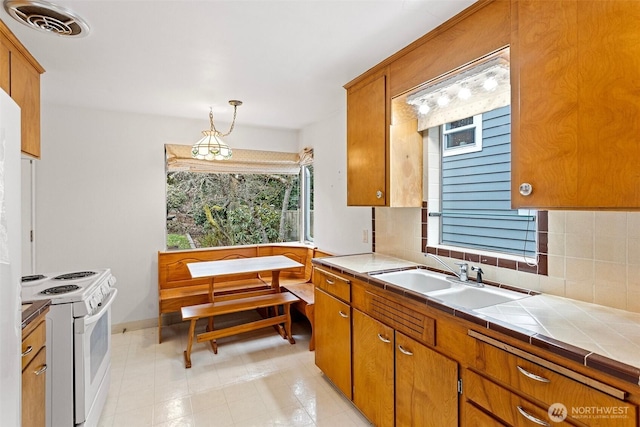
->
[[165, 145, 313, 250]]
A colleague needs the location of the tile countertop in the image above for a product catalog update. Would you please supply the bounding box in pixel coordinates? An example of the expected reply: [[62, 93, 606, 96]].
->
[[316, 252, 418, 274], [313, 253, 640, 386]]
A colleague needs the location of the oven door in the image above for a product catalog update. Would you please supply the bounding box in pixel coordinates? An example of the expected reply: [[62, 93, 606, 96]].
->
[[73, 288, 117, 426]]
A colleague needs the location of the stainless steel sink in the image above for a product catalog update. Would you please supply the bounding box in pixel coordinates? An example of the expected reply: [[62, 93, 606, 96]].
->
[[372, 269, 452, 293], [426, 285, 530, 309]]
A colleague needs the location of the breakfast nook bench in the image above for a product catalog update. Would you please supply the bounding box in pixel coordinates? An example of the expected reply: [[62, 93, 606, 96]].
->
[[281, 282, 315, 350], [181, 291, 300, 368], [157, 243, 315, 343]]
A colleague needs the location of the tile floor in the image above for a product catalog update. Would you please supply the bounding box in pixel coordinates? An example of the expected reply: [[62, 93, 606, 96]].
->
[[98, 315, 371, 427]]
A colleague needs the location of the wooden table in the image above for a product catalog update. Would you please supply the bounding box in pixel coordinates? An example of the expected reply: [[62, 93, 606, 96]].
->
[[183, 255, 304, 362], [187, 255, 304, 301]]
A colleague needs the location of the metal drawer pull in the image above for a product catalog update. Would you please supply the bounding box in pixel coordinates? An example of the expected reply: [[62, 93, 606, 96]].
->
[[398, 345, 413, 356], [325, 279, 335, 285], [377, 334, 391, 343], [338, 311, 349, 318], [34, 364, 47, 376], [517, 365, 550, 383], [21, 346, 33, 357], [516, 406, 550, 426]]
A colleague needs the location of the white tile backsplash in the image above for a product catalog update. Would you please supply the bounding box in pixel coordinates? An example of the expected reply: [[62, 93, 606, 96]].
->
[[375, 208, 640, 313]]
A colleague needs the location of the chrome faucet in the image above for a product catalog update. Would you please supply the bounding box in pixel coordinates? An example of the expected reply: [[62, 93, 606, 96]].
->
[[471, 266, 484, 285], [425, 253, 468, 282], [425, 253, 485, 287], [456, 262, 468, 282]]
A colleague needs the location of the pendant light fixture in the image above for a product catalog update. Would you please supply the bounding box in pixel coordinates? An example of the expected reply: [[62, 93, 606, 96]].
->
[[191, 100, 242, 160]]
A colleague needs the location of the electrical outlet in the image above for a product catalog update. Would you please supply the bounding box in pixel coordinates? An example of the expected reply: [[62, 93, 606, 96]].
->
[[362, 229, 368, 243]]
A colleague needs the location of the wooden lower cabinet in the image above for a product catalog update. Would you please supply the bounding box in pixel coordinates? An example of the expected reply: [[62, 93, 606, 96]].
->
[[463, 401, 508, 427], [396, 331, 458, 427], [464, 369, 578, 427], [316, 265, 640, 427], [22, 347, 46, 427], [353, 309, 395, 427], [314, 287, 352, 398], [352, 309, 459, 427], [470, 334, 637, 427], [22, 311, 47, 427]]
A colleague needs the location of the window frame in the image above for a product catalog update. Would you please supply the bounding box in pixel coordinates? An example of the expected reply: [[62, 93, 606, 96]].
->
[[301, 164, 314, 243], [165, 145, 314, 249], [442, 114, 483, 157]]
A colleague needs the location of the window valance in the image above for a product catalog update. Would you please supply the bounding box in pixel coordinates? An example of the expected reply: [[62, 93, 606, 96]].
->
[[165, 144, 312, 175]]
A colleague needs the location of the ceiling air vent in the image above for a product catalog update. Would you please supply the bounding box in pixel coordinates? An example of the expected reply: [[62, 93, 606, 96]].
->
[[3, 0, 90, 37]]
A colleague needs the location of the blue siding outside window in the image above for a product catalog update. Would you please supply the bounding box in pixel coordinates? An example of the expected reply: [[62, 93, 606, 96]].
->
[[440, 106, 536, 257]]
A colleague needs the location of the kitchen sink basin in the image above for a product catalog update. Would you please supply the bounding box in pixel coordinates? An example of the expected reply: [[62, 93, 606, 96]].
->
[[372, 269, 452, 293], [373, 268, 532, 310], [427, 285, 530, 309]]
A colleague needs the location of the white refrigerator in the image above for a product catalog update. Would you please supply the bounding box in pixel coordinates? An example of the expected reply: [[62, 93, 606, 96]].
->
[[0, 89, 23, 426]]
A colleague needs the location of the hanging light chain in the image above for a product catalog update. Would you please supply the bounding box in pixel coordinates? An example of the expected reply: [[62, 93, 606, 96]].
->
[[210, 100, 242, 137]]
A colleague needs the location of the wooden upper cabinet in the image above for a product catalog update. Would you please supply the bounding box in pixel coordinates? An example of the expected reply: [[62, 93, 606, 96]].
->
[[11, 51, 41, 158], [0, 42, 9, 94], [0, 20, 44, 158], [346, 71, 423, 207], [511, 0, 640, 209], [347, 73, 387, 206]]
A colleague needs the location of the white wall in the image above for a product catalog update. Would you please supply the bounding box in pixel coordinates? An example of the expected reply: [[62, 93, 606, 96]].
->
[[36, 104, 299, 327], [299, 107, 371, 255]]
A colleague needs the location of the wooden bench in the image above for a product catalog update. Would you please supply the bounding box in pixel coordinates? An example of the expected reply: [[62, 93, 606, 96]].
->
[[181, 291, 300, 368], [280, 250, 333, 351], [282, 282, 315, 351], [158, 243, 315, 343]]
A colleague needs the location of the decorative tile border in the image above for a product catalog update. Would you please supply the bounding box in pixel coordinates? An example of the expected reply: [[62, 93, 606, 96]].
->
[[420, 201, 549, 276]]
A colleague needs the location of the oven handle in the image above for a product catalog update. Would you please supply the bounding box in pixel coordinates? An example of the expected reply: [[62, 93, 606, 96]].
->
[[81, 288, 118, 327]]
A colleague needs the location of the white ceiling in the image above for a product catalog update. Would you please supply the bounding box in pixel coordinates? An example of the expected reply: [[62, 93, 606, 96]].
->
[[1, 0, 477, 130]]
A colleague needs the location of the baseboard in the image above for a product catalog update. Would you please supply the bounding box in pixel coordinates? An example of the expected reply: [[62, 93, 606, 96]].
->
[[111, 317, 155, 334]]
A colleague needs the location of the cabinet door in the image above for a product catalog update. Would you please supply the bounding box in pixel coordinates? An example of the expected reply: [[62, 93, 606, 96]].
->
[[0, 41, 9, 94], [22, 347, 46, 427], [314, 287, 352, 398], [396, 332, 458, 427], [389, 119, 422, 207], [347, 73, 387, 206], [352, 309, 394, 427], [512, 0, 640, 208], [10, 51, 41, 158]]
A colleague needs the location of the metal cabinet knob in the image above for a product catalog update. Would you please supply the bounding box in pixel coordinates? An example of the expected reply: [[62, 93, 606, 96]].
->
[[519, 183, 533, 196], [376, 190, 383, 199]]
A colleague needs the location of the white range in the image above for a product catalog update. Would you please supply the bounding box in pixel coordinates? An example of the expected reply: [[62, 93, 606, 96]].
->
[[21, 269, 117, 427]]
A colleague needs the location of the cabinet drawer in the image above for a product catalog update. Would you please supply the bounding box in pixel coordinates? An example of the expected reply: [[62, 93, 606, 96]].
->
[[463, 401, 508, 427], [314, 268, 351, 302], [465, 369, 577, 427], [22, 318, 46, 371], [475, 340, 637, 427], [22, 346, 46, 427], [353, 285, 435, 346]]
